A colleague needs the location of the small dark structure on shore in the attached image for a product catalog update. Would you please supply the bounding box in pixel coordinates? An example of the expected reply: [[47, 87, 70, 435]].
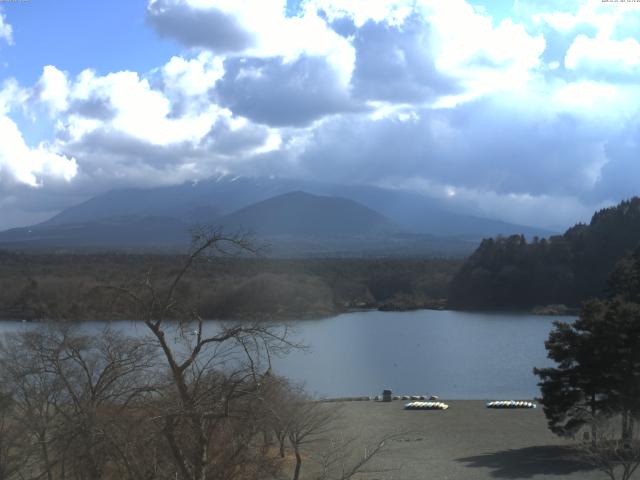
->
[[382, 389, 392, 402]]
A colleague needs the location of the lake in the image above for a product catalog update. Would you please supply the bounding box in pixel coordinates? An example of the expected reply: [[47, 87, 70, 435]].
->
[[272, 310, 568, 399], [0, 309, 570, 400]]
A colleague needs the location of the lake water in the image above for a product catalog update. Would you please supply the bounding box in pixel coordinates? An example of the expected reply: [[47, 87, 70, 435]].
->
[[0, 310, 571, 400], [272, 310, 568, 399]]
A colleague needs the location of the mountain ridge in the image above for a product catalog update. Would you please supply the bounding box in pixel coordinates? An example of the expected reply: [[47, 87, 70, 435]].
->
[[217, 191, 399, 236], [35, 175, 554, 238]]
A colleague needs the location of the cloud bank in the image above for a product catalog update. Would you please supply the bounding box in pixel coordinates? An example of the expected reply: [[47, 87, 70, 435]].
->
[[1, 0, 640, 230]]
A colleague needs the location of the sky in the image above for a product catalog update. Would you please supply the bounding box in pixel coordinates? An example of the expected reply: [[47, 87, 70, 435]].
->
[[0, 0, 640, 230]]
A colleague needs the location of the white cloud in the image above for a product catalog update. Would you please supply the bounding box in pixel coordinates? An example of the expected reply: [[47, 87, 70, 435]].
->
[[446, 187, 604, 231], [533, 1, 640, 37], [422, 1, 545, 100], [565, 34, 640, 73], [89, 72, 210, 144], [56, 68, 225, 145], [554, 80, 620, 111], [0, 115, 77, 187], [37, 66, 70, 113], [0, 78, 28, 115], [0, 12, 13, 46], [4, 0, 640, 230], [0, 81, 77, 188], [158, 0, 640, 118], [375, 176, 604, 230], [309, 0, 546, 102], [534, 11, 583, 33], [161, 52, 224, 97], [305, 0, 414, 26], [149, 0, 356, 84], [14, 59, 290, 193]]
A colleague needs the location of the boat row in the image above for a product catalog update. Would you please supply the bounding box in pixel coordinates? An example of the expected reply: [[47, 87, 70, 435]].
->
[[404, 401, 449, 410], [373, 394, 438, 401], [486, 400, 536, 409]]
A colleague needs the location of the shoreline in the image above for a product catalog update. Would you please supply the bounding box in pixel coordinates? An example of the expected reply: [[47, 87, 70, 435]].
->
[[0, 304, 579, 323]]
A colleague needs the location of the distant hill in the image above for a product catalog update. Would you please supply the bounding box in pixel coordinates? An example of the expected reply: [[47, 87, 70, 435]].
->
[[0, 191, 477, 256], [0, 216, 192, 250], [0, 176, 555, 256], [38, 176, 553, 238], [449, 197, 640, 309], [218, 191, 398, 236], [315, 183, 554, 239]]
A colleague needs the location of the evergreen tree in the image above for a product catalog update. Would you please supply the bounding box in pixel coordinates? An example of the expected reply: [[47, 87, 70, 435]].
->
[[450, 197, 640, 309], [534, 301, 614, 438], [534, 247, 640, 442]]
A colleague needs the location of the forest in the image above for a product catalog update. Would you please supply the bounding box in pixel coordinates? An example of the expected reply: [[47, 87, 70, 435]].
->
[[449, 197, 640, 310], [0, 249, 459, 321]]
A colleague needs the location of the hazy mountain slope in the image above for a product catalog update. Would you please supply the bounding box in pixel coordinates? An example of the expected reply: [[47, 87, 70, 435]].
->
[[218, 191, 399, 236], [0, 190, 478, 256], [0, 216, 191, 250], [314, 183, 554, 238], [40, 176, 296, 227], [38, 176, 553, 238]]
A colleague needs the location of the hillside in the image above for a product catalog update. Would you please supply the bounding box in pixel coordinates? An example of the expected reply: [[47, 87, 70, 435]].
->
[[218, 191, 398, 236], [448, 197, 640, 309], [0, 190, 478, 257], [35, 176, 553, 239], [0, 216, 192, 250]]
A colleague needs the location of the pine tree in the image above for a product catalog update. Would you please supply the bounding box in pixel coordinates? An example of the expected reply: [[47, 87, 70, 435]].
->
[[534, 247, 640, 442]]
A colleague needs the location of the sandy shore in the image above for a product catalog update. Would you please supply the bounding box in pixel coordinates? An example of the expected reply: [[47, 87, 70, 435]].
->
[[307, 400, 604, 480]]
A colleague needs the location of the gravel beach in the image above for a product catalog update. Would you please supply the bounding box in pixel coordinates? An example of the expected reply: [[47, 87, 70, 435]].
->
[[310, 400, 605, 480]]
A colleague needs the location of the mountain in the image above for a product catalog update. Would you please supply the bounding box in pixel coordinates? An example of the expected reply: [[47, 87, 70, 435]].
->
[[449, 197, 640, 309], [0, 189, 479, 256], [0, 216, 192, 250], [0, 176, 556, 256], [218, 191, 398, 236], [0, 189, 480, 256], [310, 183, 554, 239], [38, 175, 553, 238]]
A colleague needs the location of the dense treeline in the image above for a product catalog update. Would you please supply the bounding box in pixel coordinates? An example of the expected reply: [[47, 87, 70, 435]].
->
[[0, 251, 460, 321], [449, 197, 640, 310]]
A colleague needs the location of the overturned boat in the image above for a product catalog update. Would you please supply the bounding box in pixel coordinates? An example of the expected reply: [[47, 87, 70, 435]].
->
[[486, 400, 536, 409], [404, 401, 449, 410]]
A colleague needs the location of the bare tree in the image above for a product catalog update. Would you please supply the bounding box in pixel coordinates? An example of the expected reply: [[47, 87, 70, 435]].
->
[[0, 391, 28, 480], [0, 329, 64, 480], [0, 325, 160, 480], [311, 433, 399, 480], [109, 227, 295, 480], [271, 386, 398, 480], [578, 413, 640, 480], [244, 374, 285, 458], [286, 397, 337, 480]]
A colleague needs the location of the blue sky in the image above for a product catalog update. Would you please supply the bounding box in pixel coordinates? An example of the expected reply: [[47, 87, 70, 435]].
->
[[2, 1, 176, 84], [1, 0, 179, 146], [0, 0, 640, 229]]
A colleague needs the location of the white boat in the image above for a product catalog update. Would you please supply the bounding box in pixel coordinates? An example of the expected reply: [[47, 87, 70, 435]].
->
[[486, 400, 536, 409], [404, 401, 449, 410]]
